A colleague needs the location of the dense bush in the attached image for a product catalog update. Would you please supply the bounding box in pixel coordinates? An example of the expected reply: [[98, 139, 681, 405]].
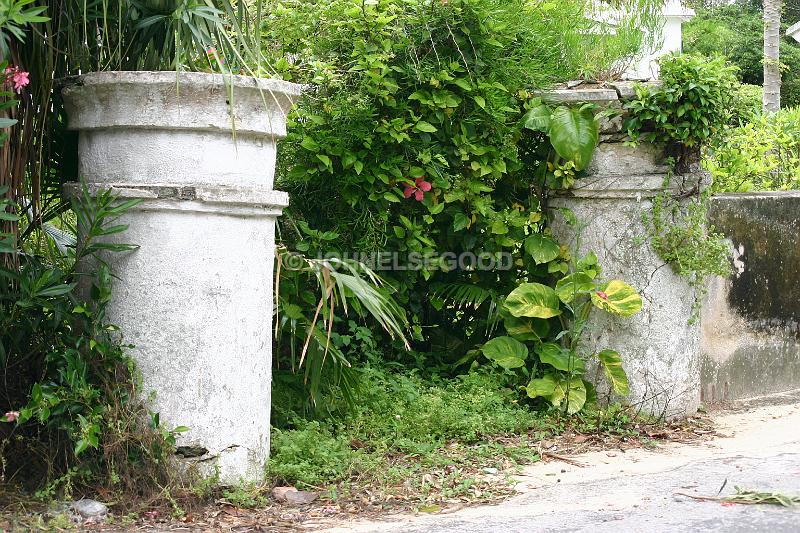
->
[[729, 83, 763, 126], [708, 107, 800, 192], [624, 54, 739, 170], [264, 0, 651, 415]]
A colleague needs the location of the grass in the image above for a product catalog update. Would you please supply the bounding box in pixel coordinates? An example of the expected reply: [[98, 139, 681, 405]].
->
[[1, 366, 693, 530], [267, 367, 658, 509]]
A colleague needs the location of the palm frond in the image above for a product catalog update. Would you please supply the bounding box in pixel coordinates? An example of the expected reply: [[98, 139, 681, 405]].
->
[[431, 281, 496, 310]]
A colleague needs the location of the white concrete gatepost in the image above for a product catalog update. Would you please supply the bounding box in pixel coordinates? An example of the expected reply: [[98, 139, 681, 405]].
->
[[62, 72, 302, 483], [546, 87, 702, 420]]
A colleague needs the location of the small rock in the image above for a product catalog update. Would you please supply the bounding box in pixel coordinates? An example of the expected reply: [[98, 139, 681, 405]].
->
[[483, 467, 498, 475], [70, 499, 108, 522], [272, 486, 318, 506]]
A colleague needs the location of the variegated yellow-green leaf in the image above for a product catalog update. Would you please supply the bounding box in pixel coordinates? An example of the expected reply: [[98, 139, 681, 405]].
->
[[480, 336, 527, 370], [555, 272, 596, 304], [537, 343, 585, 373], [526, 373, 558, 399], [504, 316, 550, 342], [597, 349, 629, 395], [591, 280, 642, 317], [549, 377, 587, 414], [524, 234, 561, 264], [505, 282, 561, 319]]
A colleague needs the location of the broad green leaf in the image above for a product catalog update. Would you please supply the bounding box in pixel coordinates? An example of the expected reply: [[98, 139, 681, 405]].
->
[[414, 120, 438, 133], [597, 349, 629, 395], [491, 220, 508, 235], [537, 343, 585, 373], [504, 315, 549, 342], [526, 374, 557, 399], [481, 336, 527, 370], [548, 106, 599, 171], [453, 212, 470, 232], [591, 280, 642, 317], [550, 377, 587, 414], [524, 234, 561, 264], [555, 272, 596, 303], [300, 136, 320, 152], [505, 283, 561, 319], [521, 104, 551, 132], [0, 118, 17, 129]]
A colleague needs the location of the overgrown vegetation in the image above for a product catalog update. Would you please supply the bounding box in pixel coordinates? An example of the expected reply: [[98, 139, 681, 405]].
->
[[684, 0, 800, 108], [268, 365, 655, 502], [708, 107, 800, 193], [0, 0, 739, 524], [1, 186, 188, 504], [267, 0, 656, 418], [624, 53, 735, 319]]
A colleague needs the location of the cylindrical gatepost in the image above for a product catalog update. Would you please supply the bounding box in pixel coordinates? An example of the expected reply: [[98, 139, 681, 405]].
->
[[547, 87, 702, 419], [62, 71, 302, 483]]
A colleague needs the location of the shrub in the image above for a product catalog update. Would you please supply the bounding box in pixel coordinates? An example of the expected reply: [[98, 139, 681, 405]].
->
[[0, 187, 183, 497], [729, 83, 763, 125], [708, 107, 800, 192], [624, 53, 739, 171]]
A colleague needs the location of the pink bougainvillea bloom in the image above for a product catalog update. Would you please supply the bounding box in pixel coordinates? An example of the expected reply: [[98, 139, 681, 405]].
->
[[596, 290, 608, 300], [403, 177, 433, 201], [4, 66, 29, 94], [3, 411, 20, 422]]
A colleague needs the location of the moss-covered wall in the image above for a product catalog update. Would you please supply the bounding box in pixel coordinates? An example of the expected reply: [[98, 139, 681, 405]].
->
[[702, 192, 800, 402]]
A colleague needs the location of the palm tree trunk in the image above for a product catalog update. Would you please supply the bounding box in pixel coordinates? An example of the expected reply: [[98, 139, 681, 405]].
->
[[763, 0, 782, 113]]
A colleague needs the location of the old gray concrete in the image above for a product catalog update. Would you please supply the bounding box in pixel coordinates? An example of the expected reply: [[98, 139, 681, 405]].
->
[[548, 89, 703, 419], [63, 71, 301, 484], [703, 193, 800, 403], [325, 392, 800, 533]]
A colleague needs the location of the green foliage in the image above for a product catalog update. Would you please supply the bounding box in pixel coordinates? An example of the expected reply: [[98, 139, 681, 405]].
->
[[643, 183, 732, 322], [0, 186, 183, 494], [267, 0, 616, 408], [708, 107, 800, 192], [521, 99, 601, 188], [0, 0, 48, 56], [624, 54, 738, 169], [494, 246, 641, 415], [269, 368, 542, 487], [683, 1, 800, 108], [624, 54, 736, 323], [729, 83, 763, 126]]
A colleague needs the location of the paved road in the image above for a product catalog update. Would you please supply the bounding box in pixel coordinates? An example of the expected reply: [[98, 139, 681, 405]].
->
[[327, 393, 800, 533], [373, 452, 800, 533]]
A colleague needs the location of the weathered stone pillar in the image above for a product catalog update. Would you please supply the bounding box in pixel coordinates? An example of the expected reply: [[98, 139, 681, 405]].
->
[[547, 87, 702, 419], [63, 72, 301, 483]]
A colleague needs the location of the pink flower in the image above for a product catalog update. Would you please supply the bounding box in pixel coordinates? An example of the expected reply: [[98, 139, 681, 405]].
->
[[206, 47, 224, 64], [596, 290, 608, 300], [3, 411, 20, 422], [4, 66, 29, 94], [403, 177, 433, 202]]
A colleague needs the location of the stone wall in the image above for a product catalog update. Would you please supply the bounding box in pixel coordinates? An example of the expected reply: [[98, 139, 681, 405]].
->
[[702, 192, 800, 402]]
